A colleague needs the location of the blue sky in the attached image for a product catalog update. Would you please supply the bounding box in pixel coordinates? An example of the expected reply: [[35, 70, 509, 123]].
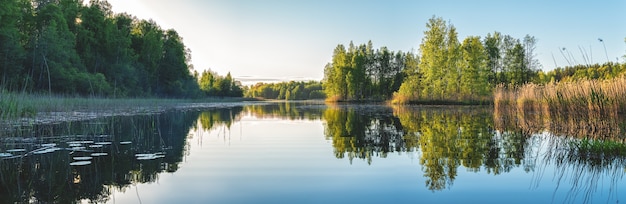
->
[[106, 0, 626, 83]]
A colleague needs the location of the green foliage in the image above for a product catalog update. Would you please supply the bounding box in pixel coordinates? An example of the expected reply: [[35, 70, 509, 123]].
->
[[460, 36, 490, 98], [323, 41, 406, 101], [0, 0, 211, 98], [392, 16, 540, 104], [245, 81, 324, 100], [0, 0, 27, 90], [198, 71, 243, 97], [535, 62, 626, 84]]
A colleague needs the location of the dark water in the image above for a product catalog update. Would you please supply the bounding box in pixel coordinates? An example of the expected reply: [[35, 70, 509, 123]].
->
[[1, 102, 625, 203]]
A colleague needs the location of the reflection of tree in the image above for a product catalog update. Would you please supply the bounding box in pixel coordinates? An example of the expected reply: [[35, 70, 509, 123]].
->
[[397, 106, 536, 190], [393, 106, 502, 190], [323, 105, 405, 164], [0, 111, 199, 203], [198, 106, 243, 131], [324, 105, 512, 191], [244, 102, 324, 120]]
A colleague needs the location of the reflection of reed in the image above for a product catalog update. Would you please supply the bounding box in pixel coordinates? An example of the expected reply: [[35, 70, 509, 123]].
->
[[494, 78, 626, 139], [532, 135, 626, 204], [495, 103, 626, 140], [495, 89, 626, 203]]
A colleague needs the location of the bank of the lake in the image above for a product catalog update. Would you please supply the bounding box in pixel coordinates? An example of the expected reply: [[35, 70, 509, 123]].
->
[[0, 92, 259, 126]]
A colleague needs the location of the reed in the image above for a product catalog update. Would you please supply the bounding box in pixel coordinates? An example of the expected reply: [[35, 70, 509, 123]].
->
[[495, 76, 626, 117], [0, 91, 252, 130]]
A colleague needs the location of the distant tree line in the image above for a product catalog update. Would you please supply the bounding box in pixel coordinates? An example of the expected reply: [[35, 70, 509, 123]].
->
[[245, 81, 325, 100], [198, 70, 243, 97], [534, 62, 626, 83], [0, 0, 242, 98]]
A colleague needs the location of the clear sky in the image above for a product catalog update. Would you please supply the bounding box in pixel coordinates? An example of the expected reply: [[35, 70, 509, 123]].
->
[[106, 0, 626, 84]]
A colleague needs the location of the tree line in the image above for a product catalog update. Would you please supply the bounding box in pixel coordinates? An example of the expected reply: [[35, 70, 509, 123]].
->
[[245, 81, 325, 100], [322, 16, 542, 103], [323, 41, 414, 101], [534, 62, 626, 83], [0, 0, 242, 98], [198, 70, 243, 97]]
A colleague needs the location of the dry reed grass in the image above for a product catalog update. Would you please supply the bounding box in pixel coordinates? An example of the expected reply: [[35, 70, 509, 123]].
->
[[494, 77, 626, 140]]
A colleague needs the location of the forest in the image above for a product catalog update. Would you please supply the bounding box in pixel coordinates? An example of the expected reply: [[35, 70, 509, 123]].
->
[[244, 81, 325, 100], [322, 16, 626, 104], [0, 0, 242, 98]]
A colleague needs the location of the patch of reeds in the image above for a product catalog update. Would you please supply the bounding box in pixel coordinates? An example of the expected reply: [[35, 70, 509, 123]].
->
[[495, 77, 626, 118], [0, 91, 254, 137]]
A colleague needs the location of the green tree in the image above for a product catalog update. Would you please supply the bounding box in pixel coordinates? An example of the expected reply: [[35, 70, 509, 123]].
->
[[444, 25, 461, 99], [0, 0, 27, 89], [460, 36, 490, 99], [484, 32, 502, 85], [131, 19, 164, 94], [419, 17, 448, 100], [395, 52, 420, 101]]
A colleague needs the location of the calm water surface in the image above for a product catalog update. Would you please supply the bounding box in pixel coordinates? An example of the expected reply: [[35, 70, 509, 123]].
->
[[1, 102, 624, 203]]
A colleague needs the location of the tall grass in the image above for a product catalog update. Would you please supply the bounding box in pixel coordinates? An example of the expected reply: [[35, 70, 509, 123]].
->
[[494, 76, 626, 140], [0, 91, 253, 132], [495, 76, 626, 118]]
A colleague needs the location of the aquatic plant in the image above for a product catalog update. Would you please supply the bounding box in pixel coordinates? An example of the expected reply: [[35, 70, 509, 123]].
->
[[495, 76, 626, 117]]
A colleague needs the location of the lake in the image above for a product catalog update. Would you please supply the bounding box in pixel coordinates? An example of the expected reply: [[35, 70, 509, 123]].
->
[[1, 102, 625, 203]]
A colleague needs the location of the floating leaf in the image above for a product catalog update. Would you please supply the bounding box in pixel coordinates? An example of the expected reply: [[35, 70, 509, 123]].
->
[[33, 147, 62, 154], [91, 153, 108, 157], [69, 161, 91, 166], [73, 156, 93, 160], [136, 154, 165, 160], [67, 141, 94, 144], [67, 147, 86, 151]]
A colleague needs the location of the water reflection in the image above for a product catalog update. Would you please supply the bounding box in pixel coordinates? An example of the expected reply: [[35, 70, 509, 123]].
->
[[0, 102, 624, 203], [0, 111, 200, 203], [323, 105, 407, 163], [322, 105, 531, 191]]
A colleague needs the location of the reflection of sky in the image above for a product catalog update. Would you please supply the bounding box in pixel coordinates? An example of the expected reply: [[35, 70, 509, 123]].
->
[[107, 115, 625, 204]]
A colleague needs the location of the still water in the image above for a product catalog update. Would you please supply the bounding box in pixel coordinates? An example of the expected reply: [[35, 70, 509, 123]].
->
[[1, 102, 625, 203]]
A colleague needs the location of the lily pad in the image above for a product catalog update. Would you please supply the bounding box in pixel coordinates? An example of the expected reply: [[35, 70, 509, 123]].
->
[[136, 154, 165, 160], [67, 141, 94, 144], [33, 147, 62, 154], [69, 161, 91, 166], [67, 147, 86, 151], [91, 153, 108, 157]]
